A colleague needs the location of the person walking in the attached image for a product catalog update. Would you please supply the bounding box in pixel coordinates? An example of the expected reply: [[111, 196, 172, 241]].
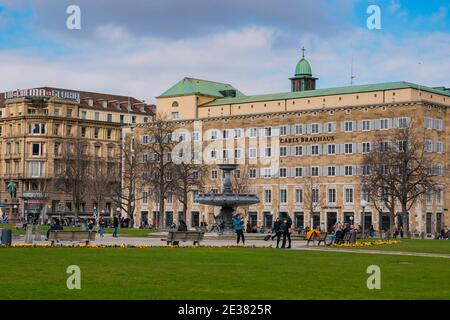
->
[[267, 218, 282, 247], [282, 216, 292, 248], [232, 214, 245, 245], [369, 225, 375, 238], [99, 218, 106, 237], [112, 216, 119, 238]]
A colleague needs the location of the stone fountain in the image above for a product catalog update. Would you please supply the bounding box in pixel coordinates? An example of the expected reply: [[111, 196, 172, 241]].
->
[[195, 164, 260, 232]]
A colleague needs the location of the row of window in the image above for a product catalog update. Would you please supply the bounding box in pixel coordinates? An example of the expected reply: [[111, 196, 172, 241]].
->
[[23, 123, 120, 140], [424, 117, 444, 131], [208, 164, 445, 180], [141, 187, 444, 206], [81, 111, 147, 124], [202, 140, 444, 160], [198, 117, 414, 140]]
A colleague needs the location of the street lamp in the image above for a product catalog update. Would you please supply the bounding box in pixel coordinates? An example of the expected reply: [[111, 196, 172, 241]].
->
[[360, 199, 368, 240]]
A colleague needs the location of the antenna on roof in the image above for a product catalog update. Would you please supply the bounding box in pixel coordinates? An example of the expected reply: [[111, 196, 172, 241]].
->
[[350, 56, 356, 86], [418, 62, 422, 98]]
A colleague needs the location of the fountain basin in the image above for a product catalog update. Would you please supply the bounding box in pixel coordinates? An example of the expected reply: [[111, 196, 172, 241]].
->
[[195, 194, 259, 207]]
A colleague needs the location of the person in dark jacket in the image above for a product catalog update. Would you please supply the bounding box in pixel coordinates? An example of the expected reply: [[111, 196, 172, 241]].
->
[[266, 218, 282, 247], [112, 216, 119, 237], [46, 218, 63, 240], [178, 220, 188, 231], [281, 216, 292, 248]]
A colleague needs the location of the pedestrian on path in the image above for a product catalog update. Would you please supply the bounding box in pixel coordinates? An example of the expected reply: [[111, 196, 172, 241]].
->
[[281, 216, 292, 248], [99, 218, 106, 237], [232, 214, 245, 245], [112, 216, 119, 237]]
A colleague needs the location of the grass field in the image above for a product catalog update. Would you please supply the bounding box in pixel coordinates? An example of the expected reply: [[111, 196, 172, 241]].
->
[[1, 224, 159, 237], [0, 247, 449, 300]]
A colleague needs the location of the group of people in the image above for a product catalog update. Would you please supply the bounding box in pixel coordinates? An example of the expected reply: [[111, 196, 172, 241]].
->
[[43, 215, 120, 239], [264, 217, 293, 248]]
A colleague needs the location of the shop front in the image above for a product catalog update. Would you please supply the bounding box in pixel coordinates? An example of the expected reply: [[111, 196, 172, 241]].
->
[[22, 192, 48, 223]]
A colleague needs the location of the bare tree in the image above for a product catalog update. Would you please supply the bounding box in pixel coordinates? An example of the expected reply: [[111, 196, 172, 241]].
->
[[141, 114, 178, 229], [361, 125, 439, 235], [111, 133, 145, 227], [231, 164, 251, 194], [90, 156, 119, 216], [172, 161, 207, 223], [54, 138, 92, 220], [302, 167, 324, 230]]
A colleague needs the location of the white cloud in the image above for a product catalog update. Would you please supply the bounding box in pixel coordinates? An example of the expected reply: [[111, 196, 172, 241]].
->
[[0, 26, 448, 104], [95, 24, 129, 41]]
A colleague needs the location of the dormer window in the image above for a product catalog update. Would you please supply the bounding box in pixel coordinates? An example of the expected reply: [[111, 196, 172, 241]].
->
[[87, 98, 94, 107], [102, 101, 108, 108]]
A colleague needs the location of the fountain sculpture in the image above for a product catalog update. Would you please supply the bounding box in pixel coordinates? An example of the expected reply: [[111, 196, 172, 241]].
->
[[195, 164, 260, 231]]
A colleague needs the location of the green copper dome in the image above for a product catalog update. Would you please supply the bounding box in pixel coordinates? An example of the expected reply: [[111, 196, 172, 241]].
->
[[295, 58, 312, 77]]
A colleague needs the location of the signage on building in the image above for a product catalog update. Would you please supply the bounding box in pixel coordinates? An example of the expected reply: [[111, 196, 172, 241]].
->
[[4, 88, 80, 102], [22, 192, 48, 199], [280, 135, 335, 144]]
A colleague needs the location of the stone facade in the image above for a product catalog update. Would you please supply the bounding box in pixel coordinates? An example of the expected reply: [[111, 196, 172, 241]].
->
[[0, 88, 154, 222], [131, 80, 449, 236]]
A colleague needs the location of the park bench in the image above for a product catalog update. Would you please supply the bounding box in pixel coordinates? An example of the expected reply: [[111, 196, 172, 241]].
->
[[48, 230, 96, 246], [334, 232, 352, 245], [163, 231, 204, 246], [306, 232, 328, 246]]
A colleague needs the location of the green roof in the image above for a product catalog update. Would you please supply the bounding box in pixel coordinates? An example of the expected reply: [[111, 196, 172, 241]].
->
[[204, 81, 450, 107], [295, 58, 312, 76], [158, 77, 245, 98]]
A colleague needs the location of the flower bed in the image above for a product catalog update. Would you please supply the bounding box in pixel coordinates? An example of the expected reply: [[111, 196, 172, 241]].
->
[[331, 240, 399, 248], [2, 243, 273, 249]]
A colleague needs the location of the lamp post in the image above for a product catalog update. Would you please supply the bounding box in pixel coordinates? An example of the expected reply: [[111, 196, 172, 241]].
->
[[360, 199, 368, 240]]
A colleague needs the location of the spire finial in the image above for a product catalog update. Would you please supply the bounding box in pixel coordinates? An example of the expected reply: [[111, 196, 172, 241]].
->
[[301, 46, 306, 58]]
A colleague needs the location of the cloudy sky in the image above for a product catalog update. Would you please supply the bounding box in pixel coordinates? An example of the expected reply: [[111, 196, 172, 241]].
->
[[0, 0, 449, 102]]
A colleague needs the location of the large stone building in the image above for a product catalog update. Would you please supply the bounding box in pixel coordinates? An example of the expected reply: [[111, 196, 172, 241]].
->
[[0, 87, 154, 222], [129, 55, 449, 236]]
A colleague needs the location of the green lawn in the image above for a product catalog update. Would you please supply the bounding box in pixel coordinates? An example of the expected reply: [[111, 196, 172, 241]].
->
[[0, 247, 449, 300], [335, 239, 450, 255], [1, 224, 159, 237]]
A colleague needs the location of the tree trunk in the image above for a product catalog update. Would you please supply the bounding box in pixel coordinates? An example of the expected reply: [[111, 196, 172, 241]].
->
[[389, 211, 395, 235], [159, 194, 165, 230], [183, 191, 188, 224], [401, 203, 410, 237]]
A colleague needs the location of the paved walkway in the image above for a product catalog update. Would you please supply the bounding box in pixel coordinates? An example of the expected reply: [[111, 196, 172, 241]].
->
[[12, 233, 450, 259]]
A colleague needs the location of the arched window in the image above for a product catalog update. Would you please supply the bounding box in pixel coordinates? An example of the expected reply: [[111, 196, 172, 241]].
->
[[172, 101, 179, 108]]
